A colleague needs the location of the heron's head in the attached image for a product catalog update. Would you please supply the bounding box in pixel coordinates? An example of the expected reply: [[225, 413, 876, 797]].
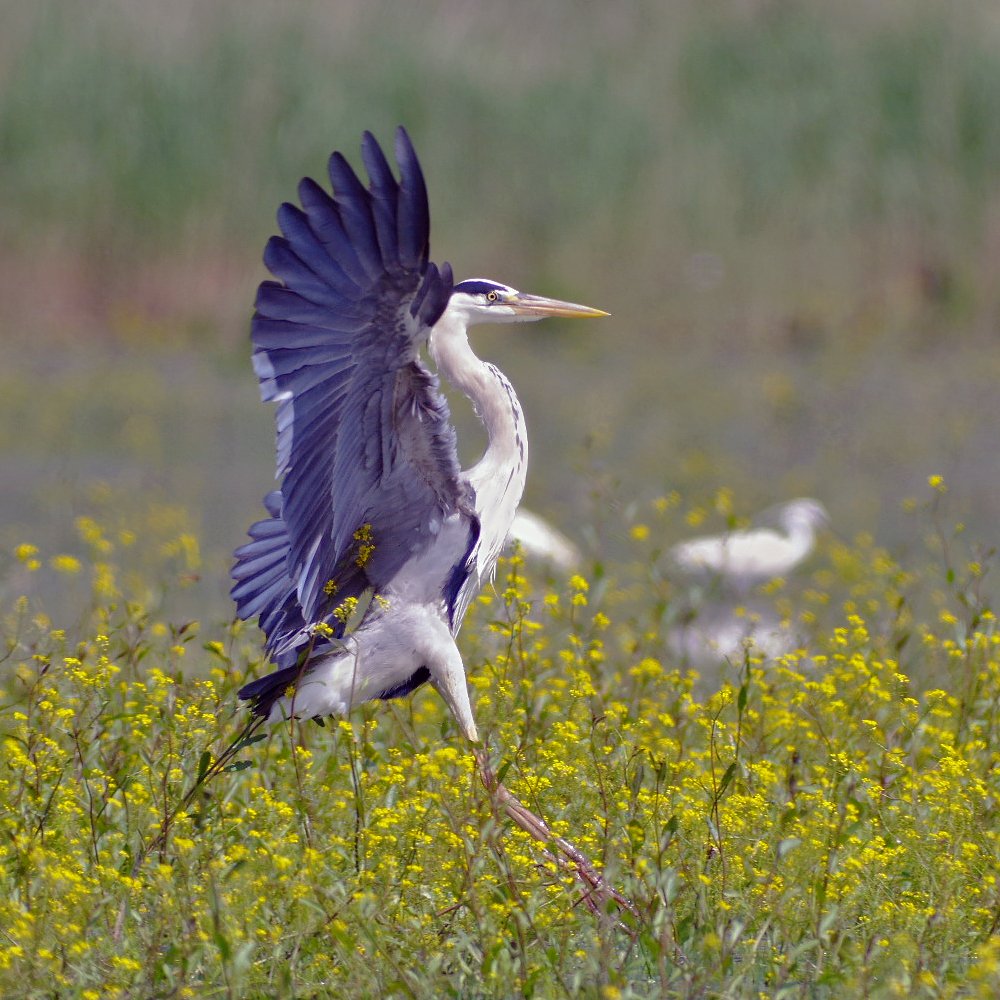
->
[[779, 499, 830, 533], [448, 279, 608, 327]]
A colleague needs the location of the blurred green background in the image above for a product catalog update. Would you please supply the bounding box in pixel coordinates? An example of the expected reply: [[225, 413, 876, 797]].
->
[[4, 0, 1000, 619]]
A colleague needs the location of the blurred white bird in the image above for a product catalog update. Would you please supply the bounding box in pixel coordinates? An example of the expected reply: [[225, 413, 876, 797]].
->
[[671, 498, 829, 589], [506, 509, 582, 572], [668, 605, 795, 665]]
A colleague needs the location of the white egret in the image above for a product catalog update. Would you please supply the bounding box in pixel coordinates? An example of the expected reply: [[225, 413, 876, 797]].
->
[[668, 606, 796, 665], [671, 498, 829, 589]]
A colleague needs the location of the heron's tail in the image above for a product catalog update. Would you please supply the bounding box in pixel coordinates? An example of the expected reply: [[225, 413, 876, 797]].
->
[[237, 662, 307, 720]]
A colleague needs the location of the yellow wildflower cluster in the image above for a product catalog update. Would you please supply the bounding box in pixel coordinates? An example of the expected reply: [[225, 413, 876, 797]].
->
[[332, 596, 359, 624], [353, 523, 375, 568], [14, 543, 41, 571]]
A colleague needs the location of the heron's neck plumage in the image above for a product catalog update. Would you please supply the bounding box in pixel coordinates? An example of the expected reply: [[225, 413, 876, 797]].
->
[[429, 311, 528, 564]]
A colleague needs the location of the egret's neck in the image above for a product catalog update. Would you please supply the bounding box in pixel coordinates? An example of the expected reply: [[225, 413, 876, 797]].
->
[[779, 521, 817, 567], [428, 310, 528, 514], [785, 520, 815, 546]]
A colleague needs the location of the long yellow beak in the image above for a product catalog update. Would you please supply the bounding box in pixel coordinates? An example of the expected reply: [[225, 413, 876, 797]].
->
[[506, 293, 609, 319]]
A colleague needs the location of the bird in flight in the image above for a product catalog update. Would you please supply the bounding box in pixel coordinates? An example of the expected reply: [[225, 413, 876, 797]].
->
[[231, 127, 605, 744]]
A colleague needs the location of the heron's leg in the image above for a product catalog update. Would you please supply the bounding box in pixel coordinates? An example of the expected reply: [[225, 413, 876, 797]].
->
[[426, 623, 479, 743], [471, 745, 639, 922]]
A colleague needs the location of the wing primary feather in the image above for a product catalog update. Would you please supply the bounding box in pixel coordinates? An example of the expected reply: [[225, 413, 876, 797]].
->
[[327, 152, 383, 281], [297, 177, 372, 288], [255, 283, 369, 328], [253, 345, 351, 380], [394, 126, 430, 270], [262, 490, 283, 517], [263, 237, 354, 310], [276, 202, 361, 297], [253, 317, 367, 351], [360, 131, 402, 273]]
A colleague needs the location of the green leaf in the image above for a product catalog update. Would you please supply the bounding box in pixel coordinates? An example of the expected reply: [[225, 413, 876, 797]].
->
[[717, 761, 738, 798], [196, 750, 212, 785], [231, 732, 267, 753]]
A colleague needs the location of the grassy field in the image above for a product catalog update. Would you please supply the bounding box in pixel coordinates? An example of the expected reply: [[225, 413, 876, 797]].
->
[[2, 489, 1000, 997], [3, 0, 1000, 994]]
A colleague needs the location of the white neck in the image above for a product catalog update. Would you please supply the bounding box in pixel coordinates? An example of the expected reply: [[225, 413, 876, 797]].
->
[[428, 306, 528, 568], [429, 308, 527, 486], [784, 520, 818, 560]]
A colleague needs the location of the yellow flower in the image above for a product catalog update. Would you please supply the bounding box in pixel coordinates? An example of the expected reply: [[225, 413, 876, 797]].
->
[[333, 596, 359, 623], [50, 554, 82, 574], [353, 523, 375, 567], [685, 507, 706, 527], [111, 955, 143, 973]]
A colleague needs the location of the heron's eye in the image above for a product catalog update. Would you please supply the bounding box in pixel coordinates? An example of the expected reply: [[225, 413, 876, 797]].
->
[[486, 290, 499, 303]]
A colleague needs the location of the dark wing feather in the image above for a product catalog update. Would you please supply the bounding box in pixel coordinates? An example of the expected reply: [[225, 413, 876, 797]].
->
[[235, 128, 463, 644], [394, 130, 431, 269], [231, 491, 307, 655]]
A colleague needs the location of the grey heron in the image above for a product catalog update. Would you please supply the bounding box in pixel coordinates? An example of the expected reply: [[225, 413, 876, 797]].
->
[[231, 128, 604, 736], [229, 129, 632, 914], [670, 498, 829, 589]]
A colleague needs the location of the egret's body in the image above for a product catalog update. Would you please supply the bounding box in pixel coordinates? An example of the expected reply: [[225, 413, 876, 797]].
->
[[668, 605, 795, 665], [231, 129, 604, 743], [668, 499, 827, 668], [671, 498, 829, 588]]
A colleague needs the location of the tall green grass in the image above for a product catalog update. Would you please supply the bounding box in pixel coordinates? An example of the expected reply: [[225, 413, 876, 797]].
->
[[5, 2, 1000, 257]]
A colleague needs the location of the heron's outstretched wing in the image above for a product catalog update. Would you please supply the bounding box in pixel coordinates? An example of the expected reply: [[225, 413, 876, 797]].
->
[[243, 127, 468, 631], [231, 491, 306, 656]]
